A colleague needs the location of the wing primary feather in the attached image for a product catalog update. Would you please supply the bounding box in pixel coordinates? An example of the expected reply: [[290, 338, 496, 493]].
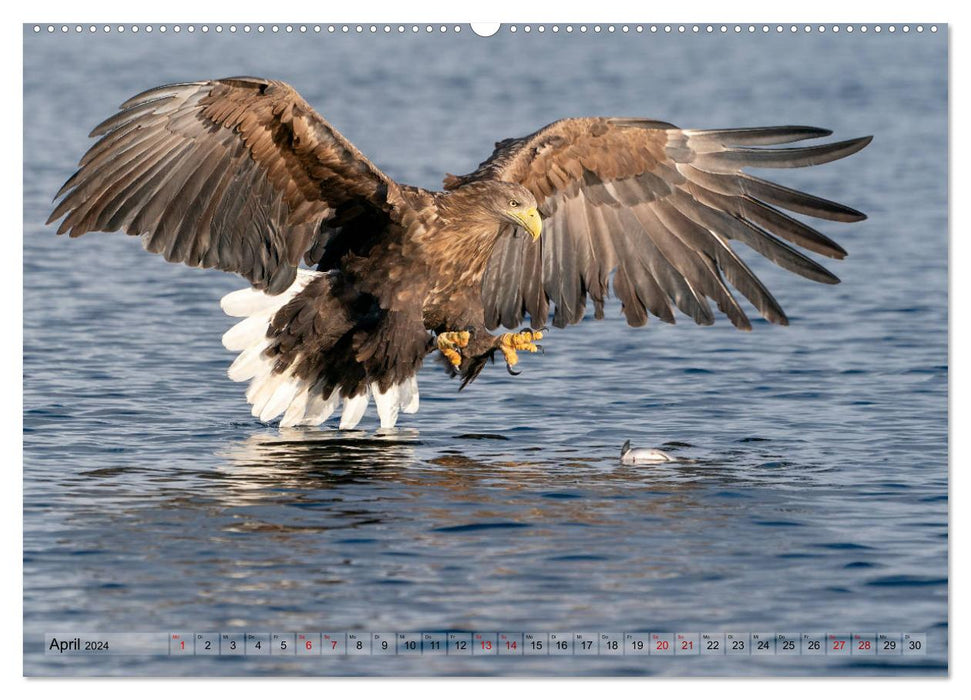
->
[[582, 199, 619, 309], [738, 174, 867, 223], [118, 81, 204, 110], [131, 146, 220, 256], [626, 204, 715, 325], [635, 203, 748, 329], [608, 207, 690, 324], [521, 235, 547, 328], [482, 227, 521, 329], [156, 143, 230, 263], [737, 196, 848, 259], [677, 165, 867, 223], [89, 96, 173, 137], [673, 187, 841, 284], [680, 177, 848, 258], [549, 197, 586, 326], [655, 195, 791, 324], [684, 126, 833, 146], [76, 112, 173, 171], [51, 131, 182, 224], [694, 136, 873, 170], [611, 265, 648, 327], [498, 228, 526, 328], [117, 144, 198, 237], [61, 138, 190, 236]]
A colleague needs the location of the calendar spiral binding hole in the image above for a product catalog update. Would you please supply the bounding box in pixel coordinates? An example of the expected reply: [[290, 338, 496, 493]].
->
[[33, 24, 939, 35]]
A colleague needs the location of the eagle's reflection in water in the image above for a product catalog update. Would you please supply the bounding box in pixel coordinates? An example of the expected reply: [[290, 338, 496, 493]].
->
[[223, 427, 423, 473], [206, 426, 793, 534], [217, 427, 627, 501], [212, 428, 432, 502], [215, 426, 816, 501], [218, 427, 522, 492]]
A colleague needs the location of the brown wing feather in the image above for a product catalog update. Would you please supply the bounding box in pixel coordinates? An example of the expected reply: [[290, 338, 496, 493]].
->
[[49, 77, 399, 293], [464, 118, 871, 330]]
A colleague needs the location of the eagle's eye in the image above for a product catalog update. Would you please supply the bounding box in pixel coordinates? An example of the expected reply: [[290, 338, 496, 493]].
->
[[509, 199, 520, 208]]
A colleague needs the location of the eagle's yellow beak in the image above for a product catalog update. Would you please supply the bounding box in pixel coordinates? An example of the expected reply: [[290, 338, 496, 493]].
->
[[512, 207, 542, 240]]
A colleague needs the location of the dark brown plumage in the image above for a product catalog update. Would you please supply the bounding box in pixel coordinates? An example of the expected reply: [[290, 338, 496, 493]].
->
[[48, 77, 871, 429]]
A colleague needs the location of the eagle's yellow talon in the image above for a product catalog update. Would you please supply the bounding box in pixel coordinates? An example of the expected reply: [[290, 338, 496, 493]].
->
[[437, 330, 471, 367], [442, 347, 462, 367], [499, 330, 544, 369], [501, 346, 519, 367]]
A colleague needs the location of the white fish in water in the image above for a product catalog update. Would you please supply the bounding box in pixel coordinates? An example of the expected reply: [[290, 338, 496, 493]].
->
[[620, 440, 675, 464]]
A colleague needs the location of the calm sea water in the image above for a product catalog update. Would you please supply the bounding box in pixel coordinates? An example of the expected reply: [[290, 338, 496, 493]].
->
[[22, 25, 947, 676]]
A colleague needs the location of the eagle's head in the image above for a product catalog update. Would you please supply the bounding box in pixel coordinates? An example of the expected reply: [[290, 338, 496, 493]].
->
[[487, 182, 542, 240]]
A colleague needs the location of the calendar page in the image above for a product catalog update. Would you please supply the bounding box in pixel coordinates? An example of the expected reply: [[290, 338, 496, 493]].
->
[[22, 20, 947, 677]]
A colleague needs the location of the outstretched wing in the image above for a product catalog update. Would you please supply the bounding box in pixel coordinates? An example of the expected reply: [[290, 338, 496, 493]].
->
[[48, 77, 398, 294], [448, 118, 870, 330]]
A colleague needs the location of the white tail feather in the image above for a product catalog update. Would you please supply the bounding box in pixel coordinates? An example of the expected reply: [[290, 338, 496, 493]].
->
[[221, 271, 421, 430], [339, 392, 370, 430], [219, 287, 281, 317], [220, 269, 317, 317], [300, 389, 340, 426], [400, 375, 420, 414], [280, 388, 310, 428], [371, 382, 401, 429], [260, 376, 305, 423], [227, 340, 271, 382], [249, 370, 289, 417], [222, 311, 275, 352]]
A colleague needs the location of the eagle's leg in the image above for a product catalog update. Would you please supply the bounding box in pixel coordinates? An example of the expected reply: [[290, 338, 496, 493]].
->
[[498, 329, 544, 375], [436, 330, 471, 367]]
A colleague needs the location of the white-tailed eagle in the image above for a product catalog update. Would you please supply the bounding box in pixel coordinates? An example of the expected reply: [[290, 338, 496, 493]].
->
[[49, 77, 871, 429]]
